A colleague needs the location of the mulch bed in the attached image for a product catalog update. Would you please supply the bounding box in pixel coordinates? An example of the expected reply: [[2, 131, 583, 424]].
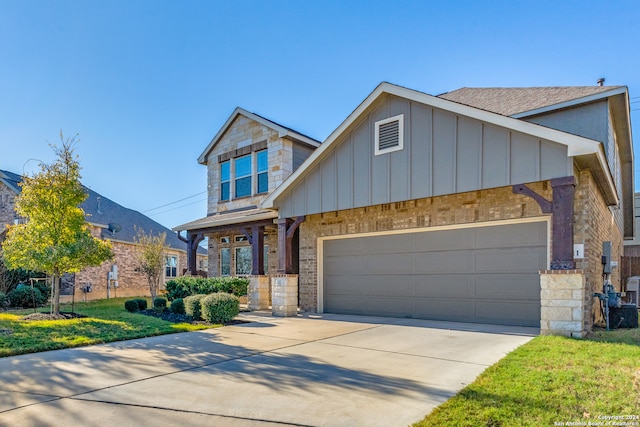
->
[[22, 312, 88, 321], [138, 309, 250, 326]]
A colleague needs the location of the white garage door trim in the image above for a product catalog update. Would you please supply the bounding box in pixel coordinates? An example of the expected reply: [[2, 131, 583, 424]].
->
[[317, 217, 550, 314]]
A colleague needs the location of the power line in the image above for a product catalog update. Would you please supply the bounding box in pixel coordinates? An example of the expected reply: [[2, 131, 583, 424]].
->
[[146, 198, 207, 217], [143, 191, 206, 213]]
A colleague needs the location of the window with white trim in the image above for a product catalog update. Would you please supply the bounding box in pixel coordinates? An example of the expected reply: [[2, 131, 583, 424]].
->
[[220, 161, 230, 201], [234, 155, 252, 198], [374, 114, 404, 155], [220, 248, 231, 275], [165, 255, 178, 278], [256, 150, 268, 194]]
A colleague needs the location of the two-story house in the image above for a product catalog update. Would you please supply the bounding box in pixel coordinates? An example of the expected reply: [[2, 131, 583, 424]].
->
[[178, 82, 634, 337], [173, 108, 320, 277]]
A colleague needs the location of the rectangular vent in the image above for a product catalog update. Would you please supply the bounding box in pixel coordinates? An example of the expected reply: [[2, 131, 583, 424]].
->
[[378, 120, 399, 150], [374, 114, 404, 156]]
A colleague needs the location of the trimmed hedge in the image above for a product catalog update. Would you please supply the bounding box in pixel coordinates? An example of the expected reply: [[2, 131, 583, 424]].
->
[[134, 298, 148, 311], [201, 292, 239, 324], [153, 297, 167, 309], [125, 299, 139, 312], [165, 277, 248, 301], [170, 298, 185, 314], [184, 294, 207, 320]]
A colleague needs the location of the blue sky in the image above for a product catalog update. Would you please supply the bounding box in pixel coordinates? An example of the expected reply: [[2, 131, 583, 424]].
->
[[1, 0, 639, 230]]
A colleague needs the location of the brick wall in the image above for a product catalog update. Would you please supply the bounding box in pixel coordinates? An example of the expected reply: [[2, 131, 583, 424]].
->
[[298, 182, 554, 311], [573, 169, 624, 328]]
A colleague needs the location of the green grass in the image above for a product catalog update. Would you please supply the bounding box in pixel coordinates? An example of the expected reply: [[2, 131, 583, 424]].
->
[[414, 328, 640, 427], [0, 297, 214, 357]]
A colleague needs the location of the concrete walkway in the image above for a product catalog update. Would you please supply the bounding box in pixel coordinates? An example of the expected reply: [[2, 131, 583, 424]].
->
[[0, 313, 537, 426]]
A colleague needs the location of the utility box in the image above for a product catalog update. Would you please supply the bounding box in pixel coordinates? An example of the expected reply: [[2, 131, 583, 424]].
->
[[626, 276, 639, 305], [609, 304, 638, 329]]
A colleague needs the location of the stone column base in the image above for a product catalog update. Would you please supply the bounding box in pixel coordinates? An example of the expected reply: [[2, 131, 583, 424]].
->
[[248, 276, 270, 311], [540, 270, 586, 338], [271, 275, 298, 317]]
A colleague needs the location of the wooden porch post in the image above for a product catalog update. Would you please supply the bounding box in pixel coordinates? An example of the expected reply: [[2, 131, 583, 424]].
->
[[277, 216, 305, 274], [186, 232, 205, 275]]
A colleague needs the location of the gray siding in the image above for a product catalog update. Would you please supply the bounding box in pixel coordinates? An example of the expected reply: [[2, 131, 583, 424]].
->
[[293, 144, 314, 171], [277, 94, 572, 218]]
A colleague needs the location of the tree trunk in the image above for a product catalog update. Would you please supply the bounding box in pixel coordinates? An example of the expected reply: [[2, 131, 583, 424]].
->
[[52, 274, 60, 314]]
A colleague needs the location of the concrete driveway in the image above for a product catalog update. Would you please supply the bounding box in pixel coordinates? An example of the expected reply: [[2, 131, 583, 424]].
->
[[0, 313, 536, 426]]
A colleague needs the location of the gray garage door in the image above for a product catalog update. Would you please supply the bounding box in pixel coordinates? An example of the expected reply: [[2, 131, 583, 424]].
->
[[322, 221, 547, 327]]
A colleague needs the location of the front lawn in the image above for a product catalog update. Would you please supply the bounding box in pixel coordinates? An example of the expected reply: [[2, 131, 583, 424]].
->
[[0, 297, 214, 357], [414, 328, 640, 426]]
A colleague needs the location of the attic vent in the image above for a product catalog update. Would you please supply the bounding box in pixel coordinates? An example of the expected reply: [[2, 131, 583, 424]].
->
[[374, 114, 404, 155]]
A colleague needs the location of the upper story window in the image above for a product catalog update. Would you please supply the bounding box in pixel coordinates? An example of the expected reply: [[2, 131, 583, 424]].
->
[[235, 155, 252, 198], [220, 161, 230, 201], [218, 146, 269, 203], [256, 150, 268, 194]]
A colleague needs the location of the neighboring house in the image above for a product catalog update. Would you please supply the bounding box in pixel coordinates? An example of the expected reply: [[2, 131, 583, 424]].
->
[[0, 170, 207, 301], [177, 82, 634, 335]]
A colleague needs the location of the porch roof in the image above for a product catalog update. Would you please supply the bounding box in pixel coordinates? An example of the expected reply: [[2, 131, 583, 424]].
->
[[172, 208, 278, 232]]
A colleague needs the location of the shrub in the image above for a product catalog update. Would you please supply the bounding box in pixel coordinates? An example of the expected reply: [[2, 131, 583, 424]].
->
[[201, 292, 240, 324], [184, 294, 206, 320], [165, 276, 249, 300], [153, 297, 167, 309], [124, 299, 139, 312], [7, 285, 47, 308], [134, 298, 148, 311], [0, 292, 7, 308], [170, 298, 185, 314]]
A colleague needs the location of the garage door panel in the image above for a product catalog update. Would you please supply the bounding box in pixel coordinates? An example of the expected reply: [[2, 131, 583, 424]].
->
[[413, 298, 476, 322], [324, 255, 363, 275], [413, 250, 474, 273], [366, 275, 414, 297], [475, 274, 541, 299], [365, 253, 414, 274], [364, 297, 414, 317], [414, 228, 476, 251], [475, 301, 540, 326], [323, 221, 546, 327], [414, 275, 475, 298], [475, 247, 546, 272], [324, 276, 367, 296], [363, 234, 413, 254], [475, 222, 546, 248]]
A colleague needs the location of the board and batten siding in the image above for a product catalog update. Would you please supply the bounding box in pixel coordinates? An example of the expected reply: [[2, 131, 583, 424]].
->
[[278, 95, 572, 218]]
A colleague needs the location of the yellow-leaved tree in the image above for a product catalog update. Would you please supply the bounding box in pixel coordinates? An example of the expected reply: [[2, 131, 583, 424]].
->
[[2, 133, 113, 314]]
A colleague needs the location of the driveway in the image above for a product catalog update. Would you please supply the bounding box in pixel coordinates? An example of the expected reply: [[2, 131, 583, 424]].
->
[[0, 313, 536, 426]]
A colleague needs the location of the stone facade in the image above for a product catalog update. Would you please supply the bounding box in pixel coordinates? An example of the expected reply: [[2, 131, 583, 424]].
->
[[540, 270, 586, 337], [206, 115, 297, 214]]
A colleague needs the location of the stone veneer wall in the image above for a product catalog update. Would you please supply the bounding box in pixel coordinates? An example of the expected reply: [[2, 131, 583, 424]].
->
[[206, 115, 294, 214], [573, 169, 624, 329], [540, 270, 586, 337], [298, 182, 554, 312]]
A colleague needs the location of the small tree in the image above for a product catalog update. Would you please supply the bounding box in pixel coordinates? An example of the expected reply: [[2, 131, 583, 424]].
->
[[135, 228, 169, 305], [2, 133, 114, 314]]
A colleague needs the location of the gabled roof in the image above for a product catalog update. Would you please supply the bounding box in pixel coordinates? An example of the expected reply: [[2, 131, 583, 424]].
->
[[0, 169, 202, 254], [263, 82, 618, 210], [197, 107, 321, 165], [437, 86, 624, 117]]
